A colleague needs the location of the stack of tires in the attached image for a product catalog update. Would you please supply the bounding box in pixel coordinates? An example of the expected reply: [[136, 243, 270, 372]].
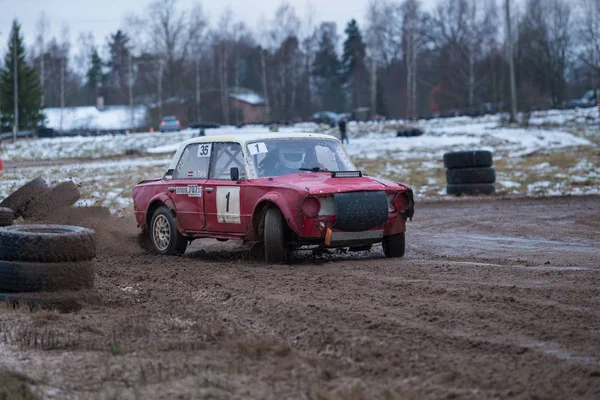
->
[[0, 178, 98, 312], [0, 225, 97, 312], [443, 150, 496, 196]]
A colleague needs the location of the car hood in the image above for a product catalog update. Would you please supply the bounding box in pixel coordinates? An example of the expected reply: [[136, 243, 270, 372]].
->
[[254, 172, 405, 195]]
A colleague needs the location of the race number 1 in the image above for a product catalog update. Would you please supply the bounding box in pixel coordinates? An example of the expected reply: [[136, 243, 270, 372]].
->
[[216, 186, 241, 224], [248, 142, 268, 155], [197, 143, 212, 158]]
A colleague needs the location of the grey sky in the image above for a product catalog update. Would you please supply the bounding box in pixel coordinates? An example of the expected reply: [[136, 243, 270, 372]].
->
[[0, 0, 437, 57]]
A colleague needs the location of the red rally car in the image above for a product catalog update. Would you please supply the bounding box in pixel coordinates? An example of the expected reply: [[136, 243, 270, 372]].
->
[[132, 133, 414, 262]]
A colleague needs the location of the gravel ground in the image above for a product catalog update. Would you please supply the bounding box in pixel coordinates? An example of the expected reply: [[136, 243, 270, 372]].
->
[[0, 195, 599, 399]]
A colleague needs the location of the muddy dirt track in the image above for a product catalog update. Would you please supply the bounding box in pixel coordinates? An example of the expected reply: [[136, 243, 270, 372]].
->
[[1, 195, 600, 399]]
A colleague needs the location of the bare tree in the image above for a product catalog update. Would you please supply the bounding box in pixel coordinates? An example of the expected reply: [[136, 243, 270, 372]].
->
[[35, 12, 50, 107], [215, 9, 233, 124], [188, 3, 208, 122], [506, 0, 518, 121], [74, 32, 95, 78], [576, 0, 599, 96], [301, 2, 318, 114], [435, 0, 499, 109], [517, 0, 572, 108], [59, 24, 70, 131], [366, 0, 404, 69], [402, 0, 429, 120]]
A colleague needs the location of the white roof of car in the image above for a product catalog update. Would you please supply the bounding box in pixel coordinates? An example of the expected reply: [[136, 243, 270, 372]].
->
[[177, 131, 339, 148], [166, 132, 342, 178]]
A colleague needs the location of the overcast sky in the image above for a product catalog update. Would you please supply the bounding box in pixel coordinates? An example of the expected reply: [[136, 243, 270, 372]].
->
[[0, 0, 438, 57]]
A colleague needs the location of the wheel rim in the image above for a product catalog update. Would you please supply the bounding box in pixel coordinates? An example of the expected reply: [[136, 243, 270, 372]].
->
[[153, 215, 171, 251]]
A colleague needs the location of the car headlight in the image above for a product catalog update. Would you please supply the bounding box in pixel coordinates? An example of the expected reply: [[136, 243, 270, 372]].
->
[[317, 196, 336, 216], [302, 197, 321, 217]]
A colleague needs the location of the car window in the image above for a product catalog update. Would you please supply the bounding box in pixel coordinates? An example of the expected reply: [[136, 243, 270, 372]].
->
[[172, 143, 211, 179], [209, 143, 247, 180], [247, 139, 356, 178], [163, 116, 176, 121]]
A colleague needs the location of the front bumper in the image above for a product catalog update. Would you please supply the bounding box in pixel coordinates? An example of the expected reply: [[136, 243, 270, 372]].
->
[[325, 229, 383, 247]]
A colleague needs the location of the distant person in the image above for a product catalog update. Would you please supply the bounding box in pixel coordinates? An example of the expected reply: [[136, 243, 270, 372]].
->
[[338, 118, 348, 144]]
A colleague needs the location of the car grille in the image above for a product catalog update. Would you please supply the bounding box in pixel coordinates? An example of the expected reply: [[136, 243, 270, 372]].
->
[[333, 191, 388, 231]]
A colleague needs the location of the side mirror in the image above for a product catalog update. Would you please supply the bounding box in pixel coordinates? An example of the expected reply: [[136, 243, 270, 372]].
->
[[230, 167, 240, 182]]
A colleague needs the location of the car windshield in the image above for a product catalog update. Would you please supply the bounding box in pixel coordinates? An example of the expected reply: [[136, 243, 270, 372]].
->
[[246, 139, 356, 178], [163, 117, 176, 122]]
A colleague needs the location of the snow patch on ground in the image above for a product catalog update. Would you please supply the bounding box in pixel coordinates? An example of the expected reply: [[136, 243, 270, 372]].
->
[[44, 106, 148, 131]]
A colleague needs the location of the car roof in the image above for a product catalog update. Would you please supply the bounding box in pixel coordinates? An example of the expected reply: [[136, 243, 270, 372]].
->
[[177, 131, 339, 148], [166, 131, 343, 179]]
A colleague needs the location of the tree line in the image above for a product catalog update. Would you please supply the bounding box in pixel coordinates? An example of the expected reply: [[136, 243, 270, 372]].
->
[[0, 0, 597, 131]]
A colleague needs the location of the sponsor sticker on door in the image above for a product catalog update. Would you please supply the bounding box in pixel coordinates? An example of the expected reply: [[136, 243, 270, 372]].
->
[[176, 185, 202, 197]]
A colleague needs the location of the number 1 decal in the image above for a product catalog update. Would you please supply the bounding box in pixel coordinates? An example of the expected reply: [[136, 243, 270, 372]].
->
[[248, 142, 268, 155], [216, 187, 240, 224]]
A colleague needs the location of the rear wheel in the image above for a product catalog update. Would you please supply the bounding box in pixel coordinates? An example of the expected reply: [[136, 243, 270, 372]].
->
[[150, 206, 187, 255], [264, 208, 288, 263], [382, 232, 405, 258]]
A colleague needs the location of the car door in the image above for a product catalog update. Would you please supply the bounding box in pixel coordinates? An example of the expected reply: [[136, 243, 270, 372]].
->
[[168, 142, 211, 233], [203, 142, 248, 234]]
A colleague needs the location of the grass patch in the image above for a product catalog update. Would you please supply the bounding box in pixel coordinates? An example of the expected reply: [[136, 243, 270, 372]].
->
[[234, 335, 291, 359], [0, 369, 39, 400]]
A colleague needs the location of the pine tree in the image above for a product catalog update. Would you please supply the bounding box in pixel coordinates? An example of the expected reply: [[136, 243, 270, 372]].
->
[[312, 23, 343, 111], [86, 49, 105, 101], [106, 30, 131, 105], [341, 19, 368, 110], [0, 20, 43, 133]]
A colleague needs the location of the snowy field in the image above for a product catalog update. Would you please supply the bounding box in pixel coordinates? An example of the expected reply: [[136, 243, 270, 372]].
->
[[0, 108, 598, 212]]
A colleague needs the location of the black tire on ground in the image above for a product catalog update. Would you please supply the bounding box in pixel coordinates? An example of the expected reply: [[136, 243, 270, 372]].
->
[[382, 232, 406, 258], [443, 150, 493, 169], [150, 206, 188, 255], [0, 290, 101, 313], [446, 167, 496, 184], [0, 207, 14, 227], [264, 207, 288, 263], [22, 181, 81, 220], [447, 183, 496, 196], [0, 260, 95, 293], [0, 224, 96, 262], [0, 178, 49, 217]]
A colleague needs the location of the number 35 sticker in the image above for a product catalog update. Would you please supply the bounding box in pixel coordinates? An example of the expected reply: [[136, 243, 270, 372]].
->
[[197, 144, 212, 158]]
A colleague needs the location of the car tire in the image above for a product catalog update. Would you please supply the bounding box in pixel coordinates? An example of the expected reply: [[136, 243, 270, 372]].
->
[[22, 181, 81, 220], [264, 207, 288, 263], [447, 183, 496, 196], [382, 232, 405, 258], [0, 207, 15, 227], [446, 167, 496, 184], [0, 224, 96, 262], [0, 178, 49, 217], [443, 150, 493, 169], [150, 206, 187, 255], [0, 259, 95, 293]]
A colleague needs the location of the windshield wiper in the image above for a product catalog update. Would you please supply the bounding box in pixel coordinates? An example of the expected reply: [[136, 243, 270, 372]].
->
[[299, 167, 329, 172]]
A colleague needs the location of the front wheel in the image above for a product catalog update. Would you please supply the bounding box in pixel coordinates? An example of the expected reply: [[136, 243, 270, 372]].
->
[[264, 208, 288, 263], [150, 206, 188, 255], [382, 232, 405, 258]]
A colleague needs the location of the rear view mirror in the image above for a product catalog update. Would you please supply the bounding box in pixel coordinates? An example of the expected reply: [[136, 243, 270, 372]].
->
[[230, 167, 240, 182]]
